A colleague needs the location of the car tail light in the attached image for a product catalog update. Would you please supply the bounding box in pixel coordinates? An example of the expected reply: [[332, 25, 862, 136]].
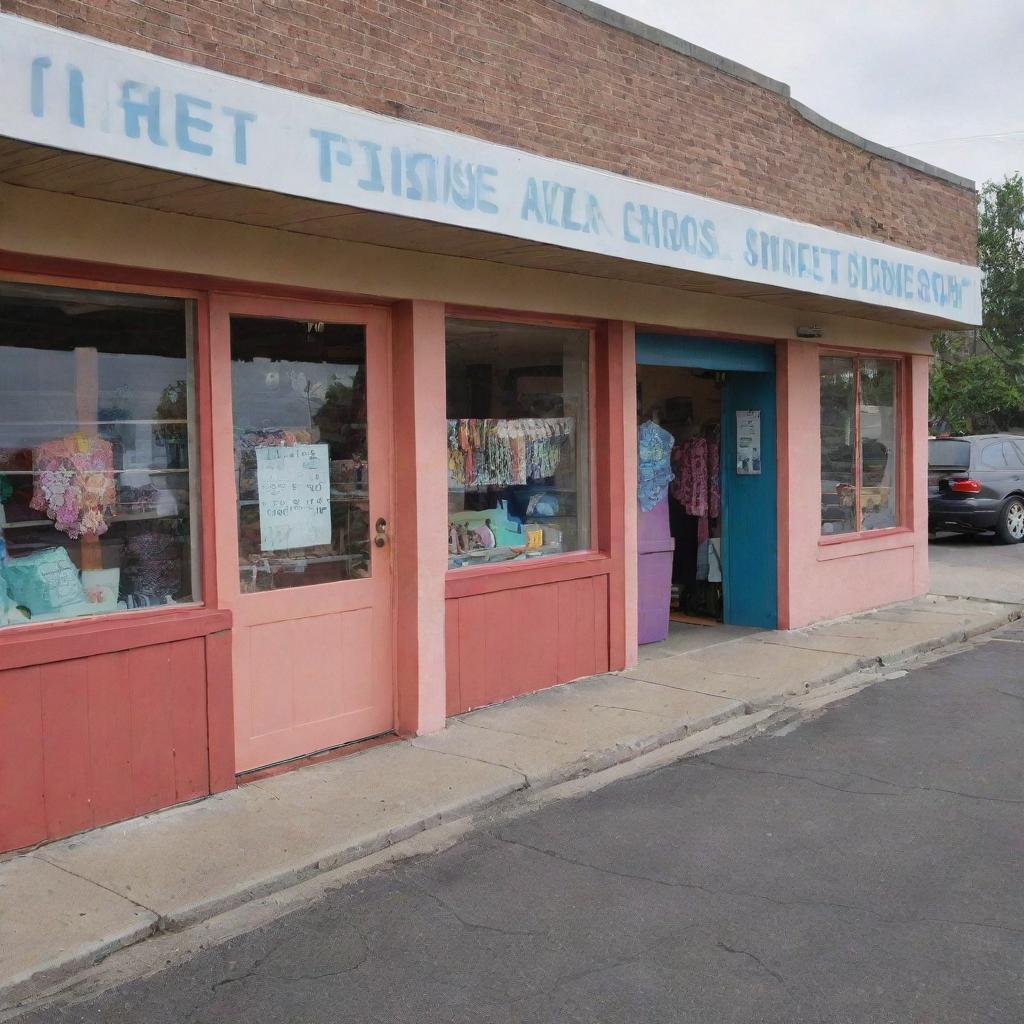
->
[[949, 478, 982, 493]]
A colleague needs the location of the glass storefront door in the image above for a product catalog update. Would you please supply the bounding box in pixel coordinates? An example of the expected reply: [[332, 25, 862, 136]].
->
[[210, 297, 393, 772]]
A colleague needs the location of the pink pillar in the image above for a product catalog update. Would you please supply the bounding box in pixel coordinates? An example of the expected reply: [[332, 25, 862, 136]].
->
[[910, 353, 931, 596], [620, 325, 638, 669], [595, 321, 636, 672], [776, 339, 795, 630], [393, 301, 448, 736]]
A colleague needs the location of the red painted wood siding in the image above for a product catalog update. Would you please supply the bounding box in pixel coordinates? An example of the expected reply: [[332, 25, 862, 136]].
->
[[445, 574, 610, 715], [0, 635, 215, 853]]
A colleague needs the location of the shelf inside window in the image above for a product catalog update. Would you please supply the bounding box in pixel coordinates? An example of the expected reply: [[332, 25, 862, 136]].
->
[[0, 420, 188, 427], [0, 468, 190, 476]]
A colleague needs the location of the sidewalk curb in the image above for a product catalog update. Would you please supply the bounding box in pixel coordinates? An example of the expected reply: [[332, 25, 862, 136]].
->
[[2, 598, 1020, 1014], [747, 607, 1024, 711], [0, 916, 159, 1017]]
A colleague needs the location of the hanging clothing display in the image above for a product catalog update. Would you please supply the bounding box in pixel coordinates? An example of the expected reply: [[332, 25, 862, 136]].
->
[[122, 532, 181, 603], [30, 432, 116, 539], [637, 420, 675, 511], [707, 430, 721, 519], [708, 537, 723, 583], [447, 418, 574, 489], [671, 430, 722, 549], [670, 437, 709, 517]]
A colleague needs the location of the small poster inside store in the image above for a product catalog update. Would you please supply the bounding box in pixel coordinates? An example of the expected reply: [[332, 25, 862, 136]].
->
[[256, 443, 331, 550], [736, 409, 761, 476]]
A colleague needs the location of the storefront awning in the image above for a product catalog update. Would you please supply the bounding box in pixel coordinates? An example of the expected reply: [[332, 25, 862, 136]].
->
[[0, 13, 982, 331]]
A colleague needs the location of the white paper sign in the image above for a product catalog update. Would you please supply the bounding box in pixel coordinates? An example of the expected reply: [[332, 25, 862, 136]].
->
[[256, 444, 331, 551], [736, 410, 762, 476], [0, 13, 982, 325]]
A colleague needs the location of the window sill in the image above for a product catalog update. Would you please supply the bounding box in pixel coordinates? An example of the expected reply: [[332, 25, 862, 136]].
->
[[0, 605, 232, 672], [816, 527, 917, 561], [445, 550, 611, 598]]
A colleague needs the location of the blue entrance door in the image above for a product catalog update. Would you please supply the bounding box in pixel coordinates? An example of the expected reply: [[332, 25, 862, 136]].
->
[[635, 335, 777, 630], [721, 370, 777, 628]]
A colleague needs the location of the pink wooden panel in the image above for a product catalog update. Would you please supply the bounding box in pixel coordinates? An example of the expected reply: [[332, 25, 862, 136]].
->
[[481, 589, 516, 705], [247, 620, 295, 741], [1, 636, 215, 854], [572, 576, 598, 681], [455, 594, 488, 712], [555, 580, 579, 684], [170, 637, 210, 803], [444, 600, 461, 717], [205, 630, 236, 794], [0, 666, 47, 851], [126, 644, 178, 815], [86, 651, 135, 828], [40, 659, 94, 840], [512, 582, 559, 697], [593, 575, 610, 674], [445, 573, 612, 716], [240, 606, 392, 770]]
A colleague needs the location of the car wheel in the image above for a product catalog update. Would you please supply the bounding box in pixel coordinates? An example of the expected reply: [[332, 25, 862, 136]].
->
[[995, 497, 1024, 544]]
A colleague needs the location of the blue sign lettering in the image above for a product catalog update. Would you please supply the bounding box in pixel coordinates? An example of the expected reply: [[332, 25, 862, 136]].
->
[[223, 107, 256, 165], [121, 81, 167, 146], [175, 93, 213, 157]]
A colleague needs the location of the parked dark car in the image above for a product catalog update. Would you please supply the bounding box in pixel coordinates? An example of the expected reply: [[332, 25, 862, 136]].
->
[[928, 435, 1024, 543]]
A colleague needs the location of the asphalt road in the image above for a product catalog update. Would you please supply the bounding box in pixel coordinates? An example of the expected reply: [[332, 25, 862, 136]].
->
[[930, 531, 1024, 604], [17, 625, 1024, 1024]]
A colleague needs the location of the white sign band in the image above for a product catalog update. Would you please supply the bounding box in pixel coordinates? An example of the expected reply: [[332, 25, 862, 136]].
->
[[0, 14, 982, 324]]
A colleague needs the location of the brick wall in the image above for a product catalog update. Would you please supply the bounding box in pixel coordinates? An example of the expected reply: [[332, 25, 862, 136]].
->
[[0, 0, 977, 263]]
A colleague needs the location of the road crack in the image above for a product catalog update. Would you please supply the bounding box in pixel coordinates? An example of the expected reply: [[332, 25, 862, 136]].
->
[[403, 881, 547, 939], [716, 940, 786, 986]]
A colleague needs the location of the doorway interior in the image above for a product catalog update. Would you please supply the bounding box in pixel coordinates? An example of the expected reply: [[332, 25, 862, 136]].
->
[[635, 335, 778, 648], [638, 364, 724, 626]]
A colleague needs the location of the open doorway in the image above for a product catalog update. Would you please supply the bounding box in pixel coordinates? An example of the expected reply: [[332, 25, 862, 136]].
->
[[635, 335, 779, 649], [638, 365, 724, 627]]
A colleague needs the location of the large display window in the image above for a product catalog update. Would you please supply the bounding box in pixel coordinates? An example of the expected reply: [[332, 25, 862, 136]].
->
[[446, 318, 590, 569], [820, 353, 900, 536], [0, 282, 199, 627]]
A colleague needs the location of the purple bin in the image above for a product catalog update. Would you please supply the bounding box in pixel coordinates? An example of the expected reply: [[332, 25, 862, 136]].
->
[[637, 497, 674, 645]]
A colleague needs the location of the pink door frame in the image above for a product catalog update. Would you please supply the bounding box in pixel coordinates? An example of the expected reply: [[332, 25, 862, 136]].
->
[[208, 294, 397, 772]]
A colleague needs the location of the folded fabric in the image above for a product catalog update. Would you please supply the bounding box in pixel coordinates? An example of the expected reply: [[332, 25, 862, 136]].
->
[[2, 546, 86, 616]]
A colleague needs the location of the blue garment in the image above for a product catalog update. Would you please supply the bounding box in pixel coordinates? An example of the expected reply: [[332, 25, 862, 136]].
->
[[637, 421, 676, 511]]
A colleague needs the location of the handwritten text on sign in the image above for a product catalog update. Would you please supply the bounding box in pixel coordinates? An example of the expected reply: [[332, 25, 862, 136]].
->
[[256, 444, 331, 552], [0, 13, 982, 324]]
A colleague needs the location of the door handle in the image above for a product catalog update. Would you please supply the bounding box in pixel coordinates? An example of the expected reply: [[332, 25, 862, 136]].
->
[[374, 517, 388, 548]]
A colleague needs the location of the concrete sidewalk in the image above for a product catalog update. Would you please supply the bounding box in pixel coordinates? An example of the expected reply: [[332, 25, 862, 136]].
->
[[1, 593, 1020, 1010]]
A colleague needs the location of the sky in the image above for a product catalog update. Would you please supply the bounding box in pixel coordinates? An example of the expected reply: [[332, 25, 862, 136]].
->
[[599, 0, 1024, 189]]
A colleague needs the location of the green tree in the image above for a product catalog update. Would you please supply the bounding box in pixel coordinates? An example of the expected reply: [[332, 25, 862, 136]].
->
[[978, 173, 1024, 362], [931, 174, 1024, 430], [930, 357, 1024, 434]]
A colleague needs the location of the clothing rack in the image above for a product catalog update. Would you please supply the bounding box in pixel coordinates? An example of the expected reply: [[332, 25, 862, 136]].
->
[[447, 417, 574, 489]]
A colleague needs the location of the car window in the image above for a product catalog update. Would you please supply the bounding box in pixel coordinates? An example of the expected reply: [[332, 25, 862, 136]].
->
[[1005, 442, 1024, 469], [928, 439, 971, 469], [979, 442, 1017, 469]]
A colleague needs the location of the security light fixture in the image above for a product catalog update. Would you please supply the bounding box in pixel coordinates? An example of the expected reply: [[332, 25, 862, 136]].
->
[[795, 325, 824, 338]]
